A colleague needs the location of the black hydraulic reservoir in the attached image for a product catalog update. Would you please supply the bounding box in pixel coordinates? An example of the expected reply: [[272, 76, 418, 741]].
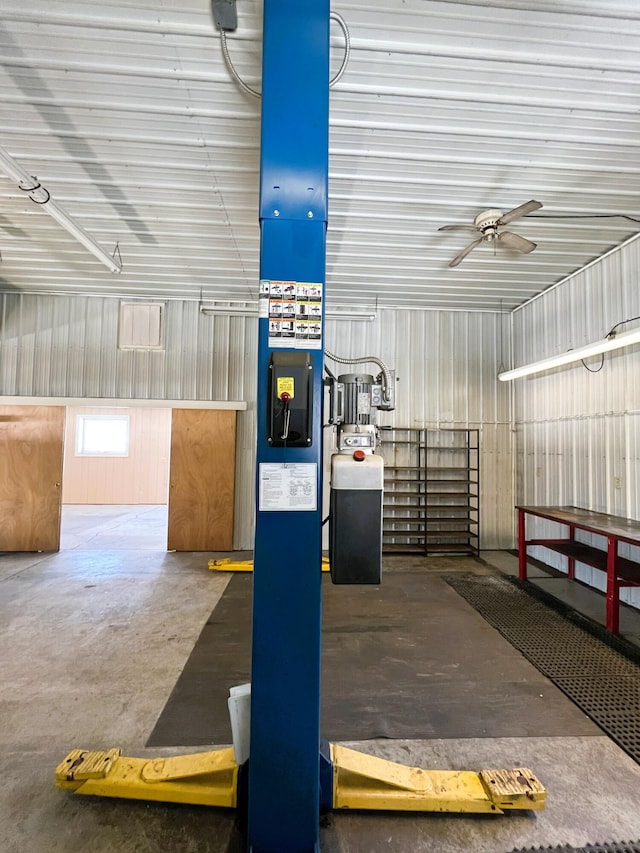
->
[[267, 351, 313, 447], [329, 451, 383, 584]]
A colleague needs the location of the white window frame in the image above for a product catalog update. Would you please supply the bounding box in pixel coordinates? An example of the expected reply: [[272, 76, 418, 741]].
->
[[75, 414, 130, 458]]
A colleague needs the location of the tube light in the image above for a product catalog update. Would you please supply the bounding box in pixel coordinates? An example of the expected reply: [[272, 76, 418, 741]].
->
[[200, 303, 257, 317], [498, 326, 640, 381], [325, 309, 377, 322], [199, 303, 377, 321], [0, 145, 122, 273]]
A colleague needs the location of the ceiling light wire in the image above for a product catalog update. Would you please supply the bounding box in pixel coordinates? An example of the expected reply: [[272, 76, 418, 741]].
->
[[581, 354, 605, 373], [579, 315, 640, 372], [607, 314, 640, 336], [529, 214, 640, 224]]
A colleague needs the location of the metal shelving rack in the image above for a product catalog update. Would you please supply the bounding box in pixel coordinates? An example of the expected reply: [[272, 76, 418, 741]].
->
[[380, 428, 479, 557]]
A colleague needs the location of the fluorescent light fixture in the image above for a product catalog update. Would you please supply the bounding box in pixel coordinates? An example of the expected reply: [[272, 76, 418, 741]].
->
[[498, 326, 640, 381], [0, 145, 122, 273], [200, 302, 257, 317], [325, 308, 377, 322], [199, 302, 377, 321]]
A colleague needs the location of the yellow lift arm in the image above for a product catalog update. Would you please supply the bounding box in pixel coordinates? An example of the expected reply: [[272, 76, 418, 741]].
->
[[55, 744, 545, 814]]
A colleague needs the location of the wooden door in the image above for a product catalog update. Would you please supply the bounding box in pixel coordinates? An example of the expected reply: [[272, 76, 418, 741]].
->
[[0, 406, 65, 551], [167, 409, 236, 551]]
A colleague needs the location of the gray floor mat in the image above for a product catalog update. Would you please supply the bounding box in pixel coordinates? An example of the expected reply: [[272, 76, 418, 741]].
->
[[148, 571, 598, 746]]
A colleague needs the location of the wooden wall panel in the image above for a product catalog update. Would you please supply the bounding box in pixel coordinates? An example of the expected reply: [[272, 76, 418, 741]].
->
[[168, 409, 236, 551], [62, 407, 171, 504], [0, 406, 65, 551]]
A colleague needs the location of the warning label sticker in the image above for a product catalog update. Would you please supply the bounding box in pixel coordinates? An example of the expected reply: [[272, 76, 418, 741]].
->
[[260, 280, 323, 349], [277, 376, 295, 398]]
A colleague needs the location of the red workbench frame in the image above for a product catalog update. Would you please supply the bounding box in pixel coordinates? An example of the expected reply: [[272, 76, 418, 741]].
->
[[517, 505, 640, 634]]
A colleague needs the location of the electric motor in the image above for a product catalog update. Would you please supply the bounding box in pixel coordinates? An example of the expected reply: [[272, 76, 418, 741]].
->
[[338, 373, 375, 425]]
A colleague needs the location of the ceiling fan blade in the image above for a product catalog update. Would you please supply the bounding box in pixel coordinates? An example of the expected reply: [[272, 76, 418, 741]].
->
[[497, 230, 537, 253], [438, 224, 478, 232], [497, 199, 543, 226], [449, 236, 484, 267]]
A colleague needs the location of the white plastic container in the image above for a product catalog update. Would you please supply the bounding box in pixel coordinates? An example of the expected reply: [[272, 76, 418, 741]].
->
[[228, 683, 251, 766]]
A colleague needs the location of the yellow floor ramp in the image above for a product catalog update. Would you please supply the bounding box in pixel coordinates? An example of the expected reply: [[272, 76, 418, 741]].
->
[[55, 743, 545, 814]]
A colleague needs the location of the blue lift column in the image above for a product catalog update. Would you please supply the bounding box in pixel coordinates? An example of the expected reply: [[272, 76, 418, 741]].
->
[[247, 2, 330, 852], [51, 5, 547, 830]]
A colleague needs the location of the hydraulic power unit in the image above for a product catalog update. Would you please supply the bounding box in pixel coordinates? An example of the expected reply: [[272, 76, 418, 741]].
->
[[329, 450, 383, 584]]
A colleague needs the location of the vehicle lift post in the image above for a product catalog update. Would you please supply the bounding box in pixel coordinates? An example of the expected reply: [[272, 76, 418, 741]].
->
[[54, 4, 546, 850], [248, 1, 330, 850]]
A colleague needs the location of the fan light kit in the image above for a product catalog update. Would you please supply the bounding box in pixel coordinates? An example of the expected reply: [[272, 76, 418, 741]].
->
[[498, 325, 640, 381], [438, 199, 543, 267]]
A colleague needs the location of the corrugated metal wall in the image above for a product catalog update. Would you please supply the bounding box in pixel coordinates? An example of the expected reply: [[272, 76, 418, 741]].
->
[[0, 293, 257, 401], [512, 235, 640, 607], [0, 293, 512, 549], [328, 310, 512, 549], [0, 292, 258, 549]]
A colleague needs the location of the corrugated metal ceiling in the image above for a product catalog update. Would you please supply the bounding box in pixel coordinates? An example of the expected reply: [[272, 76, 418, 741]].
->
[[1, 0, 639, 311]]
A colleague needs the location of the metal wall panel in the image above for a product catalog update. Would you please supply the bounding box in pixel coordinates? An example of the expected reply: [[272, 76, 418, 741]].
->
[[0, 293, 256, 401], [326, 309, 513, 549], [0, 294, 512, 549], [512, 237, 640, 608], [0, 292, 258, 549]]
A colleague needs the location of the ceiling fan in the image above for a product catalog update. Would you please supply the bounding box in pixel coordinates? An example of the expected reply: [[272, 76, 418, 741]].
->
[[438, 199, 543, 268]]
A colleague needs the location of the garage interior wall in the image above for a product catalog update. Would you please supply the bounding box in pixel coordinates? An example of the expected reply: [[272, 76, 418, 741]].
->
[[0, 294, 512, 549], [0, 294, 257, 550], [325, 310, 512, 549], [62, 406, 171, 505], [513, 234, 640, 610]]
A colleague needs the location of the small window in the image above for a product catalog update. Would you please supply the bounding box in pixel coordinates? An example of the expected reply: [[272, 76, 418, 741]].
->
[[76, 415, 130, 457]]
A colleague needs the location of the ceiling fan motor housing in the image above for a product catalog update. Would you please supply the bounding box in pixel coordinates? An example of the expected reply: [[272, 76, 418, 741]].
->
[[474, 208, 503, 233]]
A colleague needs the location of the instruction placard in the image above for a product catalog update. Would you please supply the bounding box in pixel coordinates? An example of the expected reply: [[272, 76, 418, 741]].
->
[[259, 463, 317, 512], [276, 377, 295, 398], [259, 280, 323, 350]]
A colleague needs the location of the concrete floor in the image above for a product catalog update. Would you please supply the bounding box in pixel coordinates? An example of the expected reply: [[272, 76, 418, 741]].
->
[[60, 504, 169, 551], [1, 506, 640, 852]]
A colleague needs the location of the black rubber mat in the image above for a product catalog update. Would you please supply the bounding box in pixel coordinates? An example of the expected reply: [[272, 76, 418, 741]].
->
[[147, 571, 597, 747], [508, 847, 578, 853], [509, 843, 640, 853], [446, 573, 640, 765], [506, 557, 640, 667], [582, 845, 640, 853]]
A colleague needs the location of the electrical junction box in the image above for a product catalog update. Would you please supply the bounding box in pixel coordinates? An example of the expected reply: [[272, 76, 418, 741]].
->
[[267, 351, 313, 447], [212, 0, 237, 31], [329, 452, 383, 584]]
